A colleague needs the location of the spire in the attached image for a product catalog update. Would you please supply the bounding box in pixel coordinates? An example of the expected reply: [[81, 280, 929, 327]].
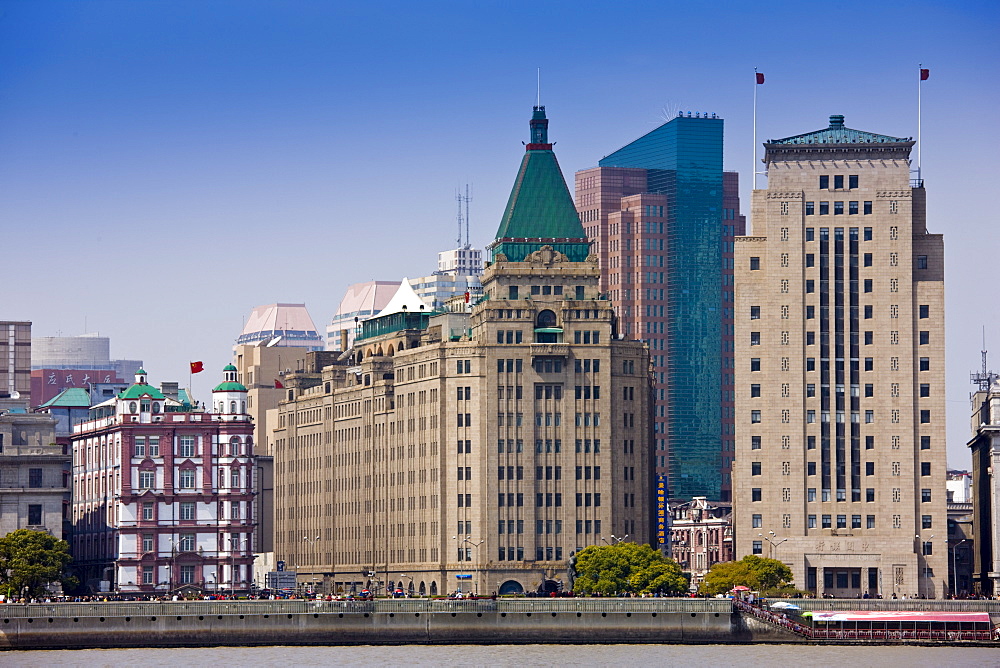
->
[[489, 107, 590, 263]]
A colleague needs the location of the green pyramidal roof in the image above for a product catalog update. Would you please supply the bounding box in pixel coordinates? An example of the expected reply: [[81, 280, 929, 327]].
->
[[490, 106, 590, 262], [39, 387, 93, 409], [119, 383, 165, 400], [769, 115, 912, 145]]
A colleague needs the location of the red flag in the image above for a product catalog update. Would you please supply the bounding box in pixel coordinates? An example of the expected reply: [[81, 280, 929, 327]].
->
[[190, 361, 204, 374], [755, 72, 765, 84], [274, 379, 284, 389], [464, 291, 470, 303], [920, 68, 929, 81]]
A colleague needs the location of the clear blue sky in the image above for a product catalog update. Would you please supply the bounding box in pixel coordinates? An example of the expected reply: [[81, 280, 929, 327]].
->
[[2, 0, 997, 468]]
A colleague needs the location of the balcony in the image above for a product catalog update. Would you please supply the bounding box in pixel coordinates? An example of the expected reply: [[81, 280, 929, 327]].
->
[[530, 343, 568, 357]]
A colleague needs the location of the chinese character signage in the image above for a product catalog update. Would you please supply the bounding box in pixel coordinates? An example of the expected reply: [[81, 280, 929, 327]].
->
[[656, 473, 668, 546]]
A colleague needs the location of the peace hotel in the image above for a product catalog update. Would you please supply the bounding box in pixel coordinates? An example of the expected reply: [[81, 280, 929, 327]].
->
[[734, 115, 947, 597], [271, 107, 652, 596]]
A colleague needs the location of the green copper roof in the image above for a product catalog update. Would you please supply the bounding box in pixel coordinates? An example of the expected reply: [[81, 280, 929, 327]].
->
[[769, 115, 912, 145], [490, 106, 589, 262], [223, 364, 237, 372], [135, 368, 147, 375], [119, 383, 165, 400], [39, 387, 92, 408], [213, 381, 247, 392]]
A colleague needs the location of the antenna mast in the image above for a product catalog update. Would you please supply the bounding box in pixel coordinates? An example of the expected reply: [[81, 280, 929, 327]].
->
[[455, 189, 463, 247], [971, 326, 997, 391], [456, 185, 472, 249]]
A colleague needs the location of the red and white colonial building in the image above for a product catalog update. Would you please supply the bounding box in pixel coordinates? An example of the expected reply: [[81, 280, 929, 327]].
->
[[71, 366, 255, 595]]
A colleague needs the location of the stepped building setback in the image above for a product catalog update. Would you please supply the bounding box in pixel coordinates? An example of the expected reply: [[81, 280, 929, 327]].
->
[[733, 115, 947, 598], [272, 107, 653, 597]]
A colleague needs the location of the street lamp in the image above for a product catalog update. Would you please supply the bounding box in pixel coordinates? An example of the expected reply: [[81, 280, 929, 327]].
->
[[453, 535, 485, 595], [951, 539, 967, 598], [601, 534, 628, 545], [303, 535, 321, 594], [759, 530, 789, 559], [915, 534, 936, 598], [399, 573, 414, 597]]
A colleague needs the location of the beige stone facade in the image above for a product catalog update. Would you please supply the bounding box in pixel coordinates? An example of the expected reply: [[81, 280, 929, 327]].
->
[[734, 117, 947, 597], [272, 249, 651, 597]]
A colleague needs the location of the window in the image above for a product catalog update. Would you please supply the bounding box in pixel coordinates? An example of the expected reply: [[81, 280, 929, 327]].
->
[[808, 515, 817, 528], [142, 502, 154, 520], [922, 541, 933, 556], [805, 227, 814, 241], [750, 306, 760, 320], [751, 488, 761, 502], [921, 436, 931, 450], [806, 384, 816, 397], [921, 489, 932, 503], [751, 436, 761, 450], [750, 332, 760, 346], [920, 383, 930, 398], [819, 175, 829, 189], [179, 436, 196, 458], [863, 279, 872, 293], [751, 411, 761, 424], [833, 175, 843, 189], [179, 534, 195, 552], [866, 488, 875, 502], [750, 384, 761, 398], [849, 175, 859, 189], [28, 468, 42, 488], [805, 280, 814, 293], [752, 541, 763, 555], [834, 201, 844, 215], [865, 462, 875, 476], [864, 358, 873, 371], [920, 410, 930, 424], [921, 462, 931, 476], [750, 257, 760, 270], [806, 358, 815, 371], [864, 384, 873, 397], [849, 201, 859, 215], [752, 514, 762, 528], [819, 202, 829, 215], [805, 202, 814, 216], [865, 410, 874, 424], [919, 305, 929, 319], [751, 462, 762, 476], [140, 472, 155, 489], [750, 358, 761, 372], [807, 462, 816, 476], [836, 515, 847, 529], [142, 566, 154, 584], [148, 437, 160, 457], [178, 469, 195, 489], [27, 504, 42, 525], [180, 502, 195, 520], [807, 488, 816, 501], [134, 436, 146, 457], [805, 253, 814, 267], [822, 515, 832, 529]]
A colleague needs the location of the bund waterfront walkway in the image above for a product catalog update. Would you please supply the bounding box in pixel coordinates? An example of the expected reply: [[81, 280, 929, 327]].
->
[[1, 598, 996, 650]]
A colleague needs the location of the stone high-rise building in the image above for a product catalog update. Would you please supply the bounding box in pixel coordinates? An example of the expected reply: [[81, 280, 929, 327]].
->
[[575, 115, 745, 501], [272, 107, 652, 597], [734, 115, 947, 598]]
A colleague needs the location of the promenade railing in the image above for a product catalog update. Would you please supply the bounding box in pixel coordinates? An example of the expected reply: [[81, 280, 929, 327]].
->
[[0, 597, 731, 619]]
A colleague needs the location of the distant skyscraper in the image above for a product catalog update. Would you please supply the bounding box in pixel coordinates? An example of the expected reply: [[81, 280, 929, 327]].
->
[[236, 303, 324, 352], [326, 281, 398, 352], [576, 113, 744, 501], [30, 332, 142, 408], [0, 321, 32, 407], [734, 115, 946, 598], [410, 246, 484, 312]]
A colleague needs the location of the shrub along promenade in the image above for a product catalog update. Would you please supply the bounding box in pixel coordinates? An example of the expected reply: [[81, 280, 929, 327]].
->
[[0, 598, 995, 649]]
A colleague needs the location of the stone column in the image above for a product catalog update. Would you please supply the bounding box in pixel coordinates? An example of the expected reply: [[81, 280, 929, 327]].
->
[[816, 566, 825, 598], [861, 567, 869, 596]]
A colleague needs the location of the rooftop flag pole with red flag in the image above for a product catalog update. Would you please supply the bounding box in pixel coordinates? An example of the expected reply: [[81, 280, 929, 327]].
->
[[918, 65, 929, 182], [752, 68, 764, 200], [190, 361, 204, 374]]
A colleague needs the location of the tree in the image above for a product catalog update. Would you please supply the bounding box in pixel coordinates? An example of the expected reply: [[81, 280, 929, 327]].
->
[[699, 555, 793, 595], [572, 543, 688, 596], [0, 529, 75, 598]]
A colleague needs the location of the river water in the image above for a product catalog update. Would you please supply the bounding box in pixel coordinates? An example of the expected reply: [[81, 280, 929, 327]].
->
[[3, 644, 997, 667]]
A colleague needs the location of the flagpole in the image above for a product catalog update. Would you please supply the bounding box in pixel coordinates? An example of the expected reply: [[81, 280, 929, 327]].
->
[[917, 63, 922, 184], [752, 67, 758, 192]]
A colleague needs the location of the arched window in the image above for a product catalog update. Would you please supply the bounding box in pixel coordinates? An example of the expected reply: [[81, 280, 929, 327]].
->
[[129, 402, 138, 414], [230, 436, 240, 456], [536, 309, 557, 328], [241, 401, 246, 413], [230, 401, 237, 413], [429, 581, 438, 596]]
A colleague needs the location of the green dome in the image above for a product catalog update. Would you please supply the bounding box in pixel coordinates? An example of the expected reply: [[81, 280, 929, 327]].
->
[[135, 368, 147, 375], [223, 364, 238, 372], [213, 381, 247, 392]]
